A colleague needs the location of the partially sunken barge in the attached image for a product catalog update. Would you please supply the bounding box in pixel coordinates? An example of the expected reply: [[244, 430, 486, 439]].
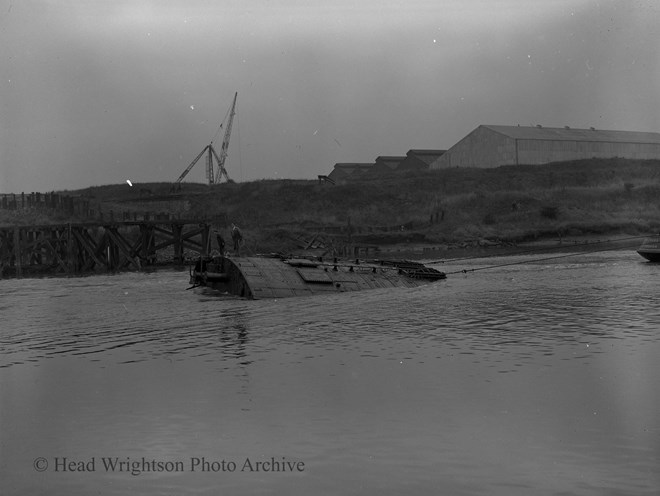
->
[[190, 255, 446, 299]]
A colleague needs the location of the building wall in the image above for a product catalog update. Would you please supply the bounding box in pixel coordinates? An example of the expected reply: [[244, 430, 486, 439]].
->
[[327, 168, 350, 183], [433, 126, 517, 168], [328, 165, 373, 183], [398, 156, 429, 171], [426, 155, 445, 168], [518, 140, 660, 164], [369, 162, 397, 175]]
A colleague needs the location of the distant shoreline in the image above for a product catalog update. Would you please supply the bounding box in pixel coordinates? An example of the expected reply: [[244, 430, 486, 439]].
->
[[372, 233, 645, 262]]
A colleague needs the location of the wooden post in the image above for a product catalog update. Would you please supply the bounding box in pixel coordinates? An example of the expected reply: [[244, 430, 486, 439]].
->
[[13, 227, 22, 278], [200, 224, 209, 257], [0, 231, 5, 278], [140, 224, 148, 264], [140, 224, 157, 265], [172, 224, 183, 265], [67, 223, 73, 274], [0, 232, 4, 279], [30, 230, 41, 264], [148, 226, 156, 264]]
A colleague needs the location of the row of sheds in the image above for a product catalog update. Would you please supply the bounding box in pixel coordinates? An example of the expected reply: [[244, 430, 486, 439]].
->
[[325, 149, 446, 184], [324, 124, 660, 183]]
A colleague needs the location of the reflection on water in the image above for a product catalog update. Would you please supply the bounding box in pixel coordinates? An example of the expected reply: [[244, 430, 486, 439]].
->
[[1, 252, 659, 495]]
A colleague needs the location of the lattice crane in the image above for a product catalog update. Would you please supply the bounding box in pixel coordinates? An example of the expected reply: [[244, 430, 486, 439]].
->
[[213, 91, 237, 184], [173, 92, 238, 187]]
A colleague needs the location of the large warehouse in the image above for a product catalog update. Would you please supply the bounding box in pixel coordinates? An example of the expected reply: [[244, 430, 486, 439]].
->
[[432, 125, 660, 169]]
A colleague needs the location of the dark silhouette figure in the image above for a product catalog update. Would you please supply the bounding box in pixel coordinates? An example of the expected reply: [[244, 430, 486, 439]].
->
[[231, 224, 243, 256], [215, 231, 226, 255]]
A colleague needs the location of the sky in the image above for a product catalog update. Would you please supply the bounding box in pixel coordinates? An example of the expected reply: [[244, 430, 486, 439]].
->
[[1, 0, 659, 192]]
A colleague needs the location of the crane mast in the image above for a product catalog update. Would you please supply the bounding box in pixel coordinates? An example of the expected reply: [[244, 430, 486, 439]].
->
[[214, 92, 237, 184]]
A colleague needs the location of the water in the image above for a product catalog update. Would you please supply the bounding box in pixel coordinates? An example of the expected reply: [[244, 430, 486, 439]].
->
[[1, 251, 659, 495]]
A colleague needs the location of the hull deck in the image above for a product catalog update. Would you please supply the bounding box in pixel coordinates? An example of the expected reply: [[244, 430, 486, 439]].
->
[[637, 235, 660, 262], [190, 256, 445, 299]]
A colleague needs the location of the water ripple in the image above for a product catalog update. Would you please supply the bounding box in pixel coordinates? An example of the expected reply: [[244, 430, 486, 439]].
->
[[1, 252, 659, 370]]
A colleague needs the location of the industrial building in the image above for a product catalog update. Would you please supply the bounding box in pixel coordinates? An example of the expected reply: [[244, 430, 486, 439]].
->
[[326, 163, 373, 184], [326, 150, 447, 183], [398, 149, 446, 171], [368, 156, 407, 176], [432, 125, 660, 169]]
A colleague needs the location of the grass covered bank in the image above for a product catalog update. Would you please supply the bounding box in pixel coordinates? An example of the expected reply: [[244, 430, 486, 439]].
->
[[2, 158, 660, 255], [181, 157, 660, 253]]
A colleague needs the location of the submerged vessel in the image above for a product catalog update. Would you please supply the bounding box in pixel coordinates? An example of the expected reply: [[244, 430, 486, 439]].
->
[[189, 255, 446, 299], [637, 235, 660, 262]]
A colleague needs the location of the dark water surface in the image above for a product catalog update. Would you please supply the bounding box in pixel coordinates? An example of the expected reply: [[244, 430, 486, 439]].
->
[[1, 251, 659, 495]]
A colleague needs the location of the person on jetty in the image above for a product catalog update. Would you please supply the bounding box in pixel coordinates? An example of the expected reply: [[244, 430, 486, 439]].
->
[[231, 224, 243, 256], [215, 230, 226, 255]]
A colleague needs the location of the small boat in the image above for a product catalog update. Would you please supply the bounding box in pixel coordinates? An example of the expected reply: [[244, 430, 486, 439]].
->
[[637, 235, 660, 262], [189, 255, 446, 299]]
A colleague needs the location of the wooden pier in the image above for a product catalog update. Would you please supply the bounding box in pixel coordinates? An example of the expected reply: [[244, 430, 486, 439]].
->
[[0, 220, 212, 278]]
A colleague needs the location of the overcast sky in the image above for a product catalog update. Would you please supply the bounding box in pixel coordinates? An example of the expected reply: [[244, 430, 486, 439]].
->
[[1, 0, 659, 192]]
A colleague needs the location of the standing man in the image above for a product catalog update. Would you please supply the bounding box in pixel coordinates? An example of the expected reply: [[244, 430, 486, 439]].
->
[[231, 224, 243, 256], [215, 230, 226, 256]]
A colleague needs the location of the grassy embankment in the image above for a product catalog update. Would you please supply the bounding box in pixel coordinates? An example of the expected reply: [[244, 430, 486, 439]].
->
[[3, 158, 660, 255]]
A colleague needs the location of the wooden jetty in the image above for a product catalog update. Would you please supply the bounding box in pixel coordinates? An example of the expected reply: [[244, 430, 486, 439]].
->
[[190, 255, 446, 299], [0, 220, 211, 278]]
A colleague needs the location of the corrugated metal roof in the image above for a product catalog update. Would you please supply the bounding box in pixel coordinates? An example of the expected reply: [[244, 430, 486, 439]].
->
[[483, 125, 660, 144], [375, 156, 406, 162], [375, 156, 405, 168], [334, 163, 373, 169], [407, 149, 446, 156], [406, 149, 446, 166]]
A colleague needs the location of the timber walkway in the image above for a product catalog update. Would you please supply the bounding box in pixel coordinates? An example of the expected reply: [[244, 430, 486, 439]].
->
[[0, 219, 211, 278]]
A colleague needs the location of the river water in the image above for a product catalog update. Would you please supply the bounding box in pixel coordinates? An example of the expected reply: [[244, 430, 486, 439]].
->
[[1, 250, 658, 495]]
